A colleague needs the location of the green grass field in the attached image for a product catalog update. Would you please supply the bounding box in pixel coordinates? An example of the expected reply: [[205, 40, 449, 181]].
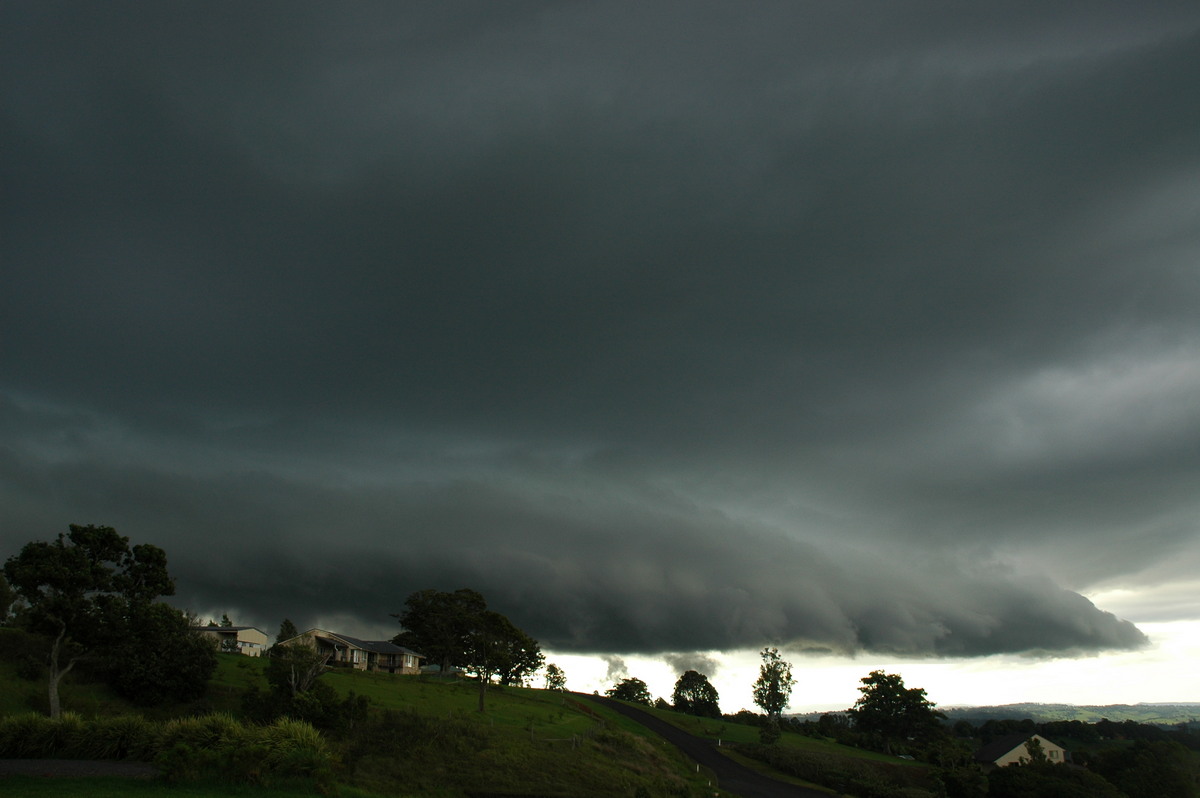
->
[[0, 649, 734, 797], [631, 700, 921, 765], [0, 640, 930, 796]]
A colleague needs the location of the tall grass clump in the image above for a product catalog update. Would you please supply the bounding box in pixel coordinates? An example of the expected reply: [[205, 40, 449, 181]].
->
[[261, 716, 337, 789], [84, 714, 158, 760], [157, 712, 244, 751], [0, 713, 57, 757], [261, 716, 328, 763], [0, 711, 88, 757]]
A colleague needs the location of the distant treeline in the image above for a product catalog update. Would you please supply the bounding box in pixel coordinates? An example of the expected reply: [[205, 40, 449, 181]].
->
[[794, 703, 1200, 727], [960, 717, 1200, 755]]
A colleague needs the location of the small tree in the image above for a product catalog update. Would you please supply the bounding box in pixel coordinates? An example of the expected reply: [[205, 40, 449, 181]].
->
[[847, 670, 944, 753], [672, 670, 721, 718], [268, 641, 330, 697], [753, 647, 795, 720], [606, 677, 653, 706], [276, 618, 299, 645], [1024, 736, 1047, 765], [0, 571, 15, 624], [544, 663, 567, 691], [462, 609, 543, 712]]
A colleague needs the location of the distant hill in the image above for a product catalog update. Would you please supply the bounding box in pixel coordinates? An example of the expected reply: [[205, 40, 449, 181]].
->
[[940, 703, 1200, 726], [792, 703, 1200, 726]]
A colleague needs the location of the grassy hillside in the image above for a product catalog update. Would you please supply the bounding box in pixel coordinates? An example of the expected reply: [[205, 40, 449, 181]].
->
[[0, 644, 726, 797], [1, 634, 937, 796]]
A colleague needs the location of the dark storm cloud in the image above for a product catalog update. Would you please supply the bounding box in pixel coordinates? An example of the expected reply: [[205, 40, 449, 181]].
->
[[3, 2, 1198, 658], [663, 653, 722, 680], [0, 394, 1149, 656]]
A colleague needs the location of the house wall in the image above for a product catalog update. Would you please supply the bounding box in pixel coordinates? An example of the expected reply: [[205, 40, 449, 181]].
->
[[235, 628, 269, 656], [197, 627, 271, 656], [995, 735, 1067, 767]]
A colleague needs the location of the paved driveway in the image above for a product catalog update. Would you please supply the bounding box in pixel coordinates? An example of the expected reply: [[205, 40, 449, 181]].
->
[[579, 694, 829, 798]]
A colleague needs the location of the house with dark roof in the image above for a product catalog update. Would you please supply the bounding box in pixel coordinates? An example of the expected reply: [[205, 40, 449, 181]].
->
[[279, 628, 423, 674], [195, 625, 270, 656], [974, 734, 1068, 768]]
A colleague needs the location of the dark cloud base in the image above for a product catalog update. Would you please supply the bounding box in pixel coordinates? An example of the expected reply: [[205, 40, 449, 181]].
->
[[0, 408, 1146, 660]]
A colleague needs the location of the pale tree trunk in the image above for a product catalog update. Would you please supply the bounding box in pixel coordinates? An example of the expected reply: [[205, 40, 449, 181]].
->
[[47, 626, 77, 719], [286, 648, 330, 697]]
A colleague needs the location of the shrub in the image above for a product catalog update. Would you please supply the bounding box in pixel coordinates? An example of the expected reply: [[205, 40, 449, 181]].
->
[[262, 717, 327, 765], [0, 713, 55, 757], [158, 710, 244, 748], [83, 714, 158, 760], [759, 718, 782, 744], [154, 715, 335, 792], [261, 717, 337, 792], [0, 711, 91, 758], [16, 654, 44, 681]]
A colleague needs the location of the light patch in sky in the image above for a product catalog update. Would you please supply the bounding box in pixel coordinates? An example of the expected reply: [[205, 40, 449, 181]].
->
[[546, 621, 1200, 714]]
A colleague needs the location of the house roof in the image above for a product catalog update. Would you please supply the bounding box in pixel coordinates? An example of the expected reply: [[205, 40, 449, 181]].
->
[[974, 733, 1063, 764], [282, 628, 423, 658], [333, 633, 421, 656], [194, 625, 266, 634]]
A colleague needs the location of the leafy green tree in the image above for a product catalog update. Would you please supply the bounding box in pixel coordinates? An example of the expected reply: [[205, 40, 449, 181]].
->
[[544, 663, 567, 691], [3, 524, 196, 717], [276, 618, 300, 644], [462, 609, 543, 711], [220, 613, 233, 627], [672, 670, 721, 718], [753, 647, 796, 719], [393, 586, 541, 712], [988, 761, 1122, 798], [494, 622, 544, 687], [606, 677, 653, 705], [846, 670, 944, 753], [1090, 740, 1198, 798], [392, 588, 487, 673], [104, 603, 217, 704]]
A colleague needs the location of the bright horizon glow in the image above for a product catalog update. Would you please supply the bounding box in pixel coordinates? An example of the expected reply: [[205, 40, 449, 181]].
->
[[543, 619, 1200, 714]]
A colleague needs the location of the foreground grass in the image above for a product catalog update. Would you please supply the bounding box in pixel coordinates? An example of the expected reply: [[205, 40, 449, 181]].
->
[[0, 650, 725, 797], [1, 641, 889, 795], [0, 776, 384, 798], [631, 700, 919, 766]]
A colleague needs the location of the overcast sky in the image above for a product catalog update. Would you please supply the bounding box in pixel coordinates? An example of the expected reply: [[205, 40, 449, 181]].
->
[[4, 2, 1200, 709]]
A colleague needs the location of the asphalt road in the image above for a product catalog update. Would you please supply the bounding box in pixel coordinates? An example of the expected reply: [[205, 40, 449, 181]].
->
[[0, 759, 158, 778], [579, 694, 829, 798]]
